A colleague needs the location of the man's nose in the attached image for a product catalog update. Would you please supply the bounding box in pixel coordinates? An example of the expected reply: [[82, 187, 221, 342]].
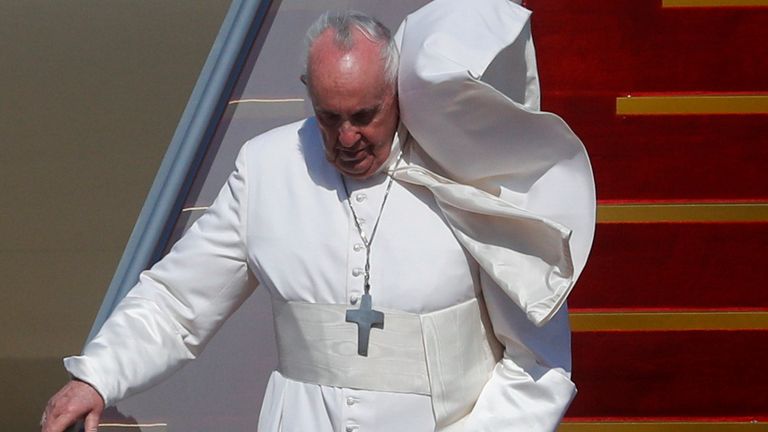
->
[[338, 122, 360, 147]]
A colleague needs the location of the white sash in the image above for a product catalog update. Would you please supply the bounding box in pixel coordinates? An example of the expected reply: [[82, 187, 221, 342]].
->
[[272, 296, 502, 429]]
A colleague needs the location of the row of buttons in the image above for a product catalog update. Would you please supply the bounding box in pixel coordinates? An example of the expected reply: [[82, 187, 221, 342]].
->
[[347, 191, 366, 432], [345, 396, 359, 431], [351, 239, 365, 305], [350, 193, 367, 307]]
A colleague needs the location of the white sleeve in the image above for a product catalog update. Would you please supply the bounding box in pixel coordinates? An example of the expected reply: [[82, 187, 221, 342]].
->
[[64, 145, 256, 406], [463, 270, 576, 431]]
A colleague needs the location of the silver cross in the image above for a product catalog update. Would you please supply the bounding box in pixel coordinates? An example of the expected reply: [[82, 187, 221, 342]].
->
[[345, 292, 384, 356]]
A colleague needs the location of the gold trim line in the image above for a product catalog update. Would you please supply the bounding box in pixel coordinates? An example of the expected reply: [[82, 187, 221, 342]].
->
[[560, 421, 768, 431], [571, 311, 768, 332], [181, 206, 210, 213], [228, 98, 305, 105], [598, 203, 768, 223], [663, 0, 768, 7], [616, 95, 768, 115]]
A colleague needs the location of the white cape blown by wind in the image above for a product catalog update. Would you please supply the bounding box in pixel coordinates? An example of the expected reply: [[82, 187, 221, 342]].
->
[[392, 0, 596, 326]]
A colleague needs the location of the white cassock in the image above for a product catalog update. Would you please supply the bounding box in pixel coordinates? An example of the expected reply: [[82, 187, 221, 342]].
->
[[64, 0, 596, 431]]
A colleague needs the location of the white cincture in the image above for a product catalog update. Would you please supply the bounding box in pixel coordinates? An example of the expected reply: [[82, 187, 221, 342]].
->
[[272, 296, 503, 429]]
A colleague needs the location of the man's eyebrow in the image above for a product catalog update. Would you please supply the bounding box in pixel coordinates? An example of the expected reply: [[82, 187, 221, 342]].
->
[[315, 108, 339, 116], [315, 105, 380, 118], [352, 105, 380, 116]]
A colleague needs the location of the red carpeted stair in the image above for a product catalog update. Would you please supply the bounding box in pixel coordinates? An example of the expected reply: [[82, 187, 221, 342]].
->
[[524, 0, 768, 429]]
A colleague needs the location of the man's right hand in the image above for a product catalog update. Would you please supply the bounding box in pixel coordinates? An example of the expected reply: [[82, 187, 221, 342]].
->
[[41, 380, 104, 432]]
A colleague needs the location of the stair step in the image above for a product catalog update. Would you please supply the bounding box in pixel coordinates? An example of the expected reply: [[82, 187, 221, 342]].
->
[[529, 0, 768, 93], [567, 331, 768, 418], [571, 222, 768, 309], [546, 93, 768, 201]]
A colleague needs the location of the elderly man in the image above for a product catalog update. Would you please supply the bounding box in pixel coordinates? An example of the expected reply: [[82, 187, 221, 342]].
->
[[42, 1, 595, 431]]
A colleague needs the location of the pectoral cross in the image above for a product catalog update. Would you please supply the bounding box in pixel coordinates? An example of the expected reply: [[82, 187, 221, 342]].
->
[[346, 292, 384, 356]]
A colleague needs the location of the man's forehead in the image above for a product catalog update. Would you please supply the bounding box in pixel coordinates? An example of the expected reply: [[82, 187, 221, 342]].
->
[[309, 28, 382, 71]]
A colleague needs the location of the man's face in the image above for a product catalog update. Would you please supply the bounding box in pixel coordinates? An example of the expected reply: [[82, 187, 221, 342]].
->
[[306, 29, 399, 179]]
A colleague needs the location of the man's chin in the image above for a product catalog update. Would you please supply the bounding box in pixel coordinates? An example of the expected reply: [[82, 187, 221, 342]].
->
[[336, 159, 377, 179]]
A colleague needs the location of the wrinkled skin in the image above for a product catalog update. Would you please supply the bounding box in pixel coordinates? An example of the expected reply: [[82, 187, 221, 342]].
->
[[41, 380, 104, 432], [306, 28, 399, 179]]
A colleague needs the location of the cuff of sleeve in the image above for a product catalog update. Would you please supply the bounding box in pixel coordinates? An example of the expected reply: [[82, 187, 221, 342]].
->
[[63, 355, 114, 406]]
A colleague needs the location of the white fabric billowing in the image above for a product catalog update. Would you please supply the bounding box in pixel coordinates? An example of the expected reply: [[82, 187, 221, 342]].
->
[[396, 0, 596, 326], [393, 160, 573, 326]]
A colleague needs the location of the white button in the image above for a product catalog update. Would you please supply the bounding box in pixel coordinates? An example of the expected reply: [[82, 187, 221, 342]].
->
[[355, 193, 367, 203], [346, 396, 356, 406], [352, 268, 363, 277], [353, 243, 364, 252], [357, 217, 366, 225], [350, 294, 359, 305]]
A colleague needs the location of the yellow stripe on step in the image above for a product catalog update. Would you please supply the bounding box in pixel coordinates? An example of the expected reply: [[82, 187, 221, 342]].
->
[[571, 311, 768, 332], [597, 203, 768, 223], [616, 95, 768, 115], [663, 0, 768, 7]]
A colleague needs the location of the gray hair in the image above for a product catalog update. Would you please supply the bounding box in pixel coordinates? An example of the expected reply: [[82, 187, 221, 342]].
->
[[303, 10, 399, 87]]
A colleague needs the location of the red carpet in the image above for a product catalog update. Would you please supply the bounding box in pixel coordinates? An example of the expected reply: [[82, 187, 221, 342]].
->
[[525, 0, 768, 428], [572, 222, 768, 310]]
